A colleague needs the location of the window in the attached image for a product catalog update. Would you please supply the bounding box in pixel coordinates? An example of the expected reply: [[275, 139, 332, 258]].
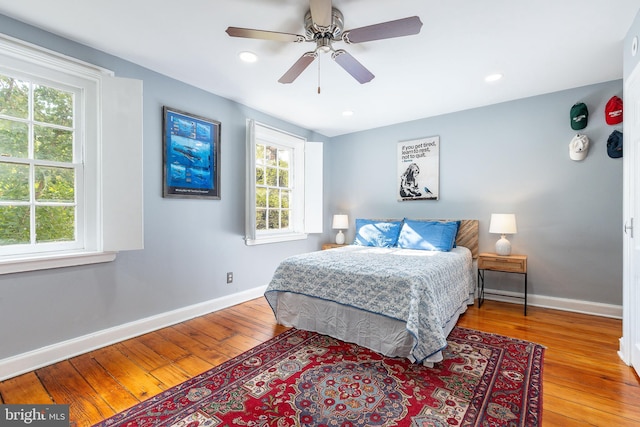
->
[[0, 70, 83, 254], [0, 34, 143, 274], [255, 143, 293, 232], [245, 120, 322, 245]]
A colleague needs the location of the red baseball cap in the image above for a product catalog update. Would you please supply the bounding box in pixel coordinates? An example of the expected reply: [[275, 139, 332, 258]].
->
[[605, 96, 623, 125]]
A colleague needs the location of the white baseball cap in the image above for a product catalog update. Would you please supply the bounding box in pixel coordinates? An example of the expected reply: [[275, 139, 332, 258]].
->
[[569, 134, 589, 161]]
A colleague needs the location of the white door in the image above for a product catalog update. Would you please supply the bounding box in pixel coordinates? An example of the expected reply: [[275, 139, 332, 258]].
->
[[623, 65, 640, 377]]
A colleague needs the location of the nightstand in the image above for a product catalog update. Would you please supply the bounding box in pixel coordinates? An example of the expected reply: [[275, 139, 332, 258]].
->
[[477, 252, 528, 315], [321, 243, 347, 250]]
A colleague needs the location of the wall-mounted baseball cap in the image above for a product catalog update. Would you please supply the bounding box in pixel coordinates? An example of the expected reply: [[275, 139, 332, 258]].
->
[[570, 102, 588, 130], [605, 96, 623, 125], [607, 130, 623, 158], [569, 134, 589, 161]]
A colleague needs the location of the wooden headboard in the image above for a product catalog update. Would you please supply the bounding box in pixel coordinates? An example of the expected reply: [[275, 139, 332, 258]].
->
[[456, 219, 479, 259]]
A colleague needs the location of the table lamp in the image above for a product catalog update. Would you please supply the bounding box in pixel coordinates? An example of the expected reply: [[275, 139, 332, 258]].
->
[[489, 213, 517, 256], [332, 214, 349, 244]]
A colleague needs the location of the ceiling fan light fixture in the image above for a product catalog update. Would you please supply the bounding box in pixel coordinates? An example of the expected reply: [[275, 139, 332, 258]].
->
[[316, 36, 333, 53], [238, 51, 258, 63]]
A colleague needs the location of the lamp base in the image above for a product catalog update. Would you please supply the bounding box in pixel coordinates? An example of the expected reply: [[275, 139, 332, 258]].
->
[[335, 230, 345, 245], [495, 235, 512, 256]]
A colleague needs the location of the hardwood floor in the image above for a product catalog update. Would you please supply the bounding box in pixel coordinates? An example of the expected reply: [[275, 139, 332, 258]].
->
[[0, 298, 638, 426]]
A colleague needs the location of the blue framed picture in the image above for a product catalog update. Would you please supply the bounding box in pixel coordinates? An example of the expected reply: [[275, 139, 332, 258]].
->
[[163, 106, 221, 199]]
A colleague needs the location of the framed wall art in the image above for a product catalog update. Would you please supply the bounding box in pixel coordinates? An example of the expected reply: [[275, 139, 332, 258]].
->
[[397, 136, 439, 201], [163, 106, 221, 199]]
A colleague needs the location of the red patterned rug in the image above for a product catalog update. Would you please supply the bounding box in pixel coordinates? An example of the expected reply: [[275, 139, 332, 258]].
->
[[93, 327, 544, 427]]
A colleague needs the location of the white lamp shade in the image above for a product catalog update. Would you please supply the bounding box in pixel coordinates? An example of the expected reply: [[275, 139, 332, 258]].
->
[[332, 214, 349, 230], [489, 214, 517, 235]]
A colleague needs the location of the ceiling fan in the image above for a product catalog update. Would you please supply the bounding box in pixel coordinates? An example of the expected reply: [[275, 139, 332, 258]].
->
[[225, 0, 423, 85]]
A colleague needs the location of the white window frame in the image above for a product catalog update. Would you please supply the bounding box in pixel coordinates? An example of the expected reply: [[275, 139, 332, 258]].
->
[[0, 33, 143, 274], [245, 120, 322, 245], [0, 56, 89, 256]]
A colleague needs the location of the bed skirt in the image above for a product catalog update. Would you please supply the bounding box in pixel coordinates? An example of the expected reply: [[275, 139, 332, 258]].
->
[[273, 291, 474, 366]]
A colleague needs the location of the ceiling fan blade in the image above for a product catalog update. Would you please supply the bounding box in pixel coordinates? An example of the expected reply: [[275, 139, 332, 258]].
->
[[226, 27, 304, 43], [342, 16, 423, 44], [332, 50, 374, 84], [309, 0, 332, 28], [278, 52, 318, 84]]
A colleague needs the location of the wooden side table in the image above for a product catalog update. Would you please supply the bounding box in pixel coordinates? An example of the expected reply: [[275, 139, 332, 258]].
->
[[477, 252, 528, 315], [321, 243, 347, 250]]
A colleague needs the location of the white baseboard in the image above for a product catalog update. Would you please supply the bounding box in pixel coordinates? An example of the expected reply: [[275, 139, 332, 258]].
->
[[618, 337, 630, 365], [0, 285, 268, 382], [482, 289, 623, 319]]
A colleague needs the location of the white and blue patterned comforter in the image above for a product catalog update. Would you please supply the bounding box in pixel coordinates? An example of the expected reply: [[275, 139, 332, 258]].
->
[[264, 245, 475, 363]]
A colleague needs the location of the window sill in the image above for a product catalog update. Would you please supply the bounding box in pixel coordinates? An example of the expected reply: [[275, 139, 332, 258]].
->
[[245, 232, 308, 246], [0, 251, 117, 275]]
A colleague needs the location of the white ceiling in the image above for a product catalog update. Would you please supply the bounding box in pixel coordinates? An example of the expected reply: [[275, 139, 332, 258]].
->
[[0, 0, 637, 137]]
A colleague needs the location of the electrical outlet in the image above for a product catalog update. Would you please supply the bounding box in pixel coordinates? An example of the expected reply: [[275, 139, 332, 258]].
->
[[226, 272, 233, 283]]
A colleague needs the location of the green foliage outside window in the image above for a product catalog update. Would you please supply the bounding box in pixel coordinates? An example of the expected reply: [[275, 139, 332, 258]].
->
[[255, 143, 292, 231], [0, 73, 76, 246]]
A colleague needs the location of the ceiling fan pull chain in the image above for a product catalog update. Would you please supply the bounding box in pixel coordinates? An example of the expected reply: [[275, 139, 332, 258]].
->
[[317, 54, 321, 94]]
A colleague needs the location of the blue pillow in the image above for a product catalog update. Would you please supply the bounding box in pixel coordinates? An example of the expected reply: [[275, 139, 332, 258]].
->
[[353, 219, 403, 247], [397, 220, 460, 252]]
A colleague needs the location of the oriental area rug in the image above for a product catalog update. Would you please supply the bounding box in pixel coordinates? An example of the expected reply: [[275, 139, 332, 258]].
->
[[93, 327, 544, 427]]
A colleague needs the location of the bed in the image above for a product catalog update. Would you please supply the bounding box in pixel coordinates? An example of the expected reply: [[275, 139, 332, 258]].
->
[[264, 219, 478, 365]]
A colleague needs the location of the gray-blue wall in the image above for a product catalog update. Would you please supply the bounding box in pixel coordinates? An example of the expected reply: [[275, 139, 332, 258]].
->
[[0, 13, 624, 362], [328, 81, 623, 305]]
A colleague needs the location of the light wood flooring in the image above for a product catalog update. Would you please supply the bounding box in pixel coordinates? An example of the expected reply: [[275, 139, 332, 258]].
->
[[0, 298, 638, 426]]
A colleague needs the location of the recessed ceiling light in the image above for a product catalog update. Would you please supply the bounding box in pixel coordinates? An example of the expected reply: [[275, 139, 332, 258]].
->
[[342, 110, 354, 117], [485, 73, 503, 83], [239, 51, 258, 63]]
